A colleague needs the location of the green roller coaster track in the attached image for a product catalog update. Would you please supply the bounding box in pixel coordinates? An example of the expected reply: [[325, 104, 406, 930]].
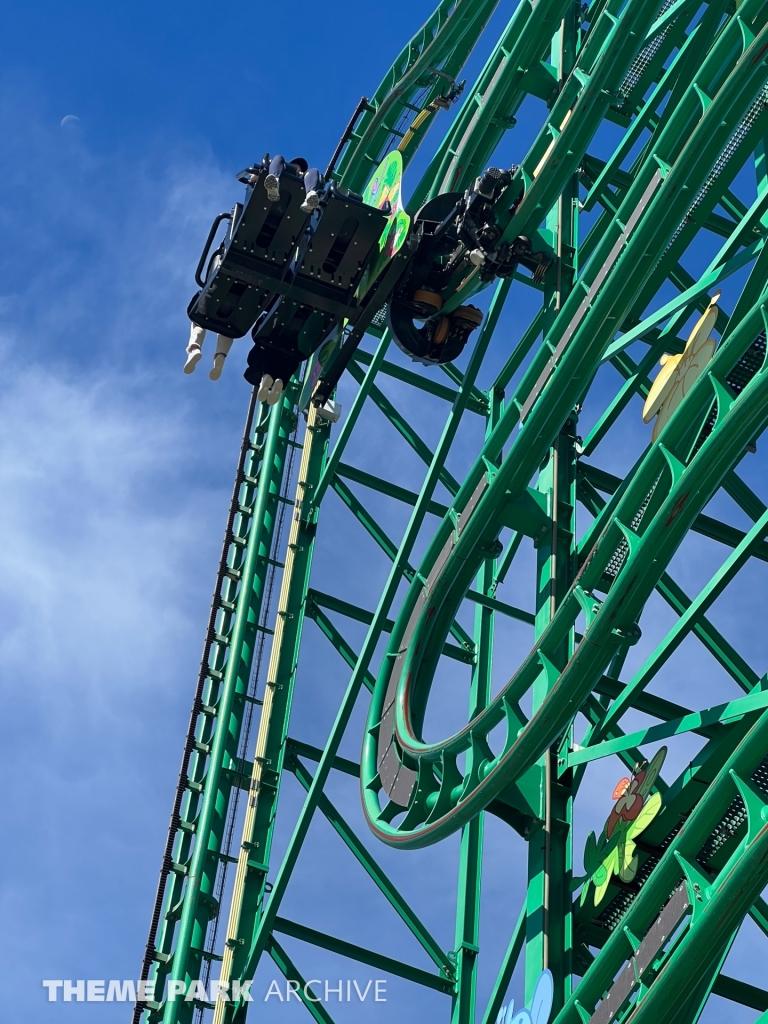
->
[[135, 1, 768, 1022]]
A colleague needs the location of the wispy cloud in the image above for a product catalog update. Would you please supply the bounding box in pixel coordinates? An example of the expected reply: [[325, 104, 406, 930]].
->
[[0, 85, 257, 1020]]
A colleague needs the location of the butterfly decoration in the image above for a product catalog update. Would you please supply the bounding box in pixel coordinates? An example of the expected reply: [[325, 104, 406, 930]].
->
[[642, 294, 719, 441], [612, 777, 631, 800], [496, 969, 554, 1024], [578, 747, 667, 907]]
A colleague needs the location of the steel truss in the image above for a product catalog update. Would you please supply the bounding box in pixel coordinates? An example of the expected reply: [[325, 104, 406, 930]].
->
[[137, 2, 768, 1023]]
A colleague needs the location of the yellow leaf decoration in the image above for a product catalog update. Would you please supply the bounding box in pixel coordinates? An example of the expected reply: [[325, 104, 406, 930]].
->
[[642, 352, 681, 423], [618, 836, 639, 883], [642, 298, 719, 441], [593, 847, 618, 907], [627, 791, 661, 837]]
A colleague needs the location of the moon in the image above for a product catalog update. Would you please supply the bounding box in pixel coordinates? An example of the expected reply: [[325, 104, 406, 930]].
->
[[60, 115, 80, 127]]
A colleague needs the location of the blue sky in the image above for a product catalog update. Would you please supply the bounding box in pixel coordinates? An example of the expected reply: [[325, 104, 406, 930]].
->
[[0, 2, 519, 1019], [1, 2, 767, 1023]]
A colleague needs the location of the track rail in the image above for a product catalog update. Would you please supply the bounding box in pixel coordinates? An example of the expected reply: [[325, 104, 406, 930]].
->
[[362, 4, 768, 849], [140, 2, 768, 1022]]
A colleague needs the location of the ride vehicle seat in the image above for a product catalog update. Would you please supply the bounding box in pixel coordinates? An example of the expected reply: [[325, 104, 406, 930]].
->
[[242, 182, 390, 401], [187, 156, 314, 341]]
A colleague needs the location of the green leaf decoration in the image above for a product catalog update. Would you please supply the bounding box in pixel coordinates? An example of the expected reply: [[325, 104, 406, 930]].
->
[[593, 864, 614, 906], [627, 791, 661, 838], [637, 746, 667, 797], [583, 831, 600, 874], [619, 852, 639, 883], [618, 837, 638, 882], [593, 847, 618, 906]]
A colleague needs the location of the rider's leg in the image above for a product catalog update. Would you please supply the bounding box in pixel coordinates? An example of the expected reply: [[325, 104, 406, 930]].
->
[[301, 167, 324, 212], [244, 344, 270, 396], [264, 155, 286, 202], [184, 322, 206, 374], [210, 334, 234, 381], [264, 346, 302, 404], [244, 343, 278, 401], [244, 342, 299, 405]]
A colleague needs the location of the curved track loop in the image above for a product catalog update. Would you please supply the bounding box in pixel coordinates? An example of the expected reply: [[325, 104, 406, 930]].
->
[[140, 2, 768, 1022], [411, 0, 575, 208], [363, 9, 768, 848], [336, 0, 501, 193]]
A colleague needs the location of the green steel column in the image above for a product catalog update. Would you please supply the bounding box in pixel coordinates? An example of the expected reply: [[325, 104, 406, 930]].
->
[[141, 396, 263, 1022], [525, 5, 578, 1009], [413, 0, 574, 207], [525, 4, 578, 985], [451, 388, 504, 1024], [160, 395, 295, 1024], [213, 403, 331, 1024], [526, 413, 577, 1009], [452, 806, 484, 1024]]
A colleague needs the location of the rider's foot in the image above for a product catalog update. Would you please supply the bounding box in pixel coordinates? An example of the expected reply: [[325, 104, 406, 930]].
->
[[265, 378, 284, 406], [469, 248, 487, 268], [184, 346, 202, 374], [209, 353, 226, 381], [301, 190, 321, 213], [184, 323, 207, 374], [257, 374, 274, 402], [265, 174, 281, 202]]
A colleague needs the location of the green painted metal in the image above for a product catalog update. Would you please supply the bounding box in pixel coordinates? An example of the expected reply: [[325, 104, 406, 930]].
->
[[288, 755, 452, 974], [212, 404, 332, 1024], [138, 3, 768, 1024], [271, 915, 454, 993], [137, 391, 296, 1024], [266, 938, 335, 1024], [335, 0, 501, 192], [557, 709, 768, 1024], [359, 7, 768, 852]]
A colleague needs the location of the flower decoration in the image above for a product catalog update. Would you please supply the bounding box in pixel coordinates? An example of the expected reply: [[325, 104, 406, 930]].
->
[[607, 772, 646, 837], [643, 295, 719, 441], [579, 747, 667, 907]]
